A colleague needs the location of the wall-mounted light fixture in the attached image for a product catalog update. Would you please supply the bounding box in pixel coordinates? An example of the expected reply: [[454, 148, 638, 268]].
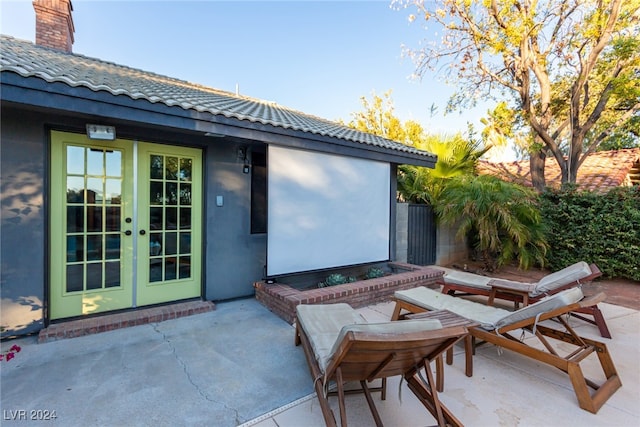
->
[[238, 146, 251, 174], [86, 124, 116, 140]]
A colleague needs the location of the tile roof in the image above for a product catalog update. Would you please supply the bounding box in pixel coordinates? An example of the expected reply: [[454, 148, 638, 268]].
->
[[477, 148, 640, 193], [0, 35, 435, 161]]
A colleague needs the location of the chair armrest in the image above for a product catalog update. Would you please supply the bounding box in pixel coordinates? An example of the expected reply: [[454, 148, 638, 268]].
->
[[487, 279, 536, 307]]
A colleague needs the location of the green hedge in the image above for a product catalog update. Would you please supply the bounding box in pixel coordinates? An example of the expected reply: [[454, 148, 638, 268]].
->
[[539, 186, 640, 281]]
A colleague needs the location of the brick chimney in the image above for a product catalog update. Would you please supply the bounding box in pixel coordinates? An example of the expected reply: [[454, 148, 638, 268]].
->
[[33, 0, 75, 52]]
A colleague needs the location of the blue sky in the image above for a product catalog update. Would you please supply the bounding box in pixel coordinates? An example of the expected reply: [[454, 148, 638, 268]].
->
[[1, 0, 494, 139]]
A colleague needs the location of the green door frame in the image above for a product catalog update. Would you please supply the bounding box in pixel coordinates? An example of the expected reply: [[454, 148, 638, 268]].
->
[[49, 131, 202, 320]]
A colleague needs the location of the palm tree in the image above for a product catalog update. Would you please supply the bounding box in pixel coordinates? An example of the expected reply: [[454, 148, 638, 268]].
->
[[346, 91, 548, 270], [397, 133, 490, 204], [434, 174, 548, 270]]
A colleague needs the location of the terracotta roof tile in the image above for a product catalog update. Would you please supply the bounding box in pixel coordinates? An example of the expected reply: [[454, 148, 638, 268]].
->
[[0, 35, 435, 161], [478, 148, 640, 193]]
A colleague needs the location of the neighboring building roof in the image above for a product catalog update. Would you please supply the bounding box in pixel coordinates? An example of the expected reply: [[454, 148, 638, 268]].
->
[[477, 148, 640, 193], [0, 35, 435, 162]]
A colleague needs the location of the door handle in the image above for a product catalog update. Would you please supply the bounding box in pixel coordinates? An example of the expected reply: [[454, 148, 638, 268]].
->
[[124, 230, 132, 236], [139, 230, 146, 235]]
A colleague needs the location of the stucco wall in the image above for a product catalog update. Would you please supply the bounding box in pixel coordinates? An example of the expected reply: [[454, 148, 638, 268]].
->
[[205, 143, 267, 301], [0, 106, 266, 336], [1, 109, 47, 337], [0, 104, 403, 336]]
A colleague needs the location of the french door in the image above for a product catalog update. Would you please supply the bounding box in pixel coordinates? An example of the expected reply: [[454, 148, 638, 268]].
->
[[49, 131, 202, 320]]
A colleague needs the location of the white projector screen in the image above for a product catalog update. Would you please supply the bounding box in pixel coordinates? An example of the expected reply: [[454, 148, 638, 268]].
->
[[267, 145, 390, 276]]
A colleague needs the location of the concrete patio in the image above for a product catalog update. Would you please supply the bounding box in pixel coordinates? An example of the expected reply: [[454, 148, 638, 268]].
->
[[1, 295, 638, 426], [245, 300, 639, 427]]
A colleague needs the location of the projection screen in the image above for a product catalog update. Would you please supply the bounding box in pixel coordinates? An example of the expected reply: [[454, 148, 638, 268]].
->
[[267, 145, 390, 276]]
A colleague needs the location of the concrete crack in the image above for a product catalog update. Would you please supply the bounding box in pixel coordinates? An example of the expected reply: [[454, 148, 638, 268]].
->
[[151, 323, 242, 424]]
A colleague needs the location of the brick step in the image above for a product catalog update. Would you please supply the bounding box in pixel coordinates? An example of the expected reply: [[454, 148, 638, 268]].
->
[[38, 300, 215, 343]]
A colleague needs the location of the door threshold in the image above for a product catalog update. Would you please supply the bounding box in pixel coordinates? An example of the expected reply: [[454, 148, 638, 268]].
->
[[38, 300, 215, 343]]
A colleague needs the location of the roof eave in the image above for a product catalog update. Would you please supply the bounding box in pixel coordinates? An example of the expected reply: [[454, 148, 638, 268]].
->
[[1, 72, 436, 168]]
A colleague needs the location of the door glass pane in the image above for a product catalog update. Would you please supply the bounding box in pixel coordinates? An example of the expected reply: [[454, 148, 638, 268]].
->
[[67, 146, 84, 174], [67, 236, 84, 262], [165, 232, 177, 255], [150, 207, 163, 230], [105, 151, 122, 177], [166, 207, 177, 230], [86, 263, 103, 290], [87, 149, 104, 175], [67, 206, 84, 232], [166, 157, 178, 180], [166, 182, 178, 205], [179, 232, 191, 254], [87, 206, 103, 232], [87, 178, 103, 203], [150, 233, 162, 256], [150, 181, 163, 204], [87, 235, 103, 261], [180, 158, 192, 182], [149, 260, 162, 282], [105, 261, 120, 288], [180, 208, 191, 229], [105, 234, 121, 259], [64, 144, 123, 293], [67, 177, 85, 203], [164, 257, 177, 281], [147, 153, 195, 283], [66, 264, 83, 292], [105, 179, 121, 204], [150, 155, 163, 179], [180, 183, 192, 205], [105, 207, 121, 231], [179, 257, 191, 279]]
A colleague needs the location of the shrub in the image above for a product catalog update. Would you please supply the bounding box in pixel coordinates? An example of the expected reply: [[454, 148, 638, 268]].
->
[[366, 267, 385, 279], [318, 273, 348, 288], [540, 186, 640, 280], [435, 175, 549, 270]]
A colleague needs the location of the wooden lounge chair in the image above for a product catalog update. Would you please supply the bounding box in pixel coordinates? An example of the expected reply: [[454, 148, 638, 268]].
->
[[392, 286, 622, 414], [434, 262, 611, 338], [295, 303, 469, 427]]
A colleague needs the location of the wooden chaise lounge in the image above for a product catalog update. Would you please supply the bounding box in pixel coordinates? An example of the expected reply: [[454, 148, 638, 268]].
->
[[295, 303, 469, 427], [392, 286, 622, 414], [434, 261, 611, 338]]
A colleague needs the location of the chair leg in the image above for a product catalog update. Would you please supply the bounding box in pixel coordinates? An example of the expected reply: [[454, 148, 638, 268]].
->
[[589, 305, 612, 339], [360, 380, 384, 427], [390, 303, 403, 321], [298, 328, 337, 427], [424, 360, 446, 427], [436, 355, 444, 392], [464, 335, 474, 377], [336, 368, 348, 427], [404, 365, 464, 427], [570, 305, 612, 339]]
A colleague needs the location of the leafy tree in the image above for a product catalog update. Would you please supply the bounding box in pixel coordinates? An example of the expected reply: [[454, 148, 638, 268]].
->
[[395, 0, 640, 190], [435, 174, 549, 270], [345, 91, 489, 203], [342, 90, 420, 145]]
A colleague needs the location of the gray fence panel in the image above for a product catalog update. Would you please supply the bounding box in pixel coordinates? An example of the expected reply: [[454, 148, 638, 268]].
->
[[407, 204, 436, 265]]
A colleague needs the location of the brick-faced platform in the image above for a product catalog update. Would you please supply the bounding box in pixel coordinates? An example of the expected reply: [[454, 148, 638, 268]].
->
[[254, 263, 443, 324], [38, 300, 215, 343]]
